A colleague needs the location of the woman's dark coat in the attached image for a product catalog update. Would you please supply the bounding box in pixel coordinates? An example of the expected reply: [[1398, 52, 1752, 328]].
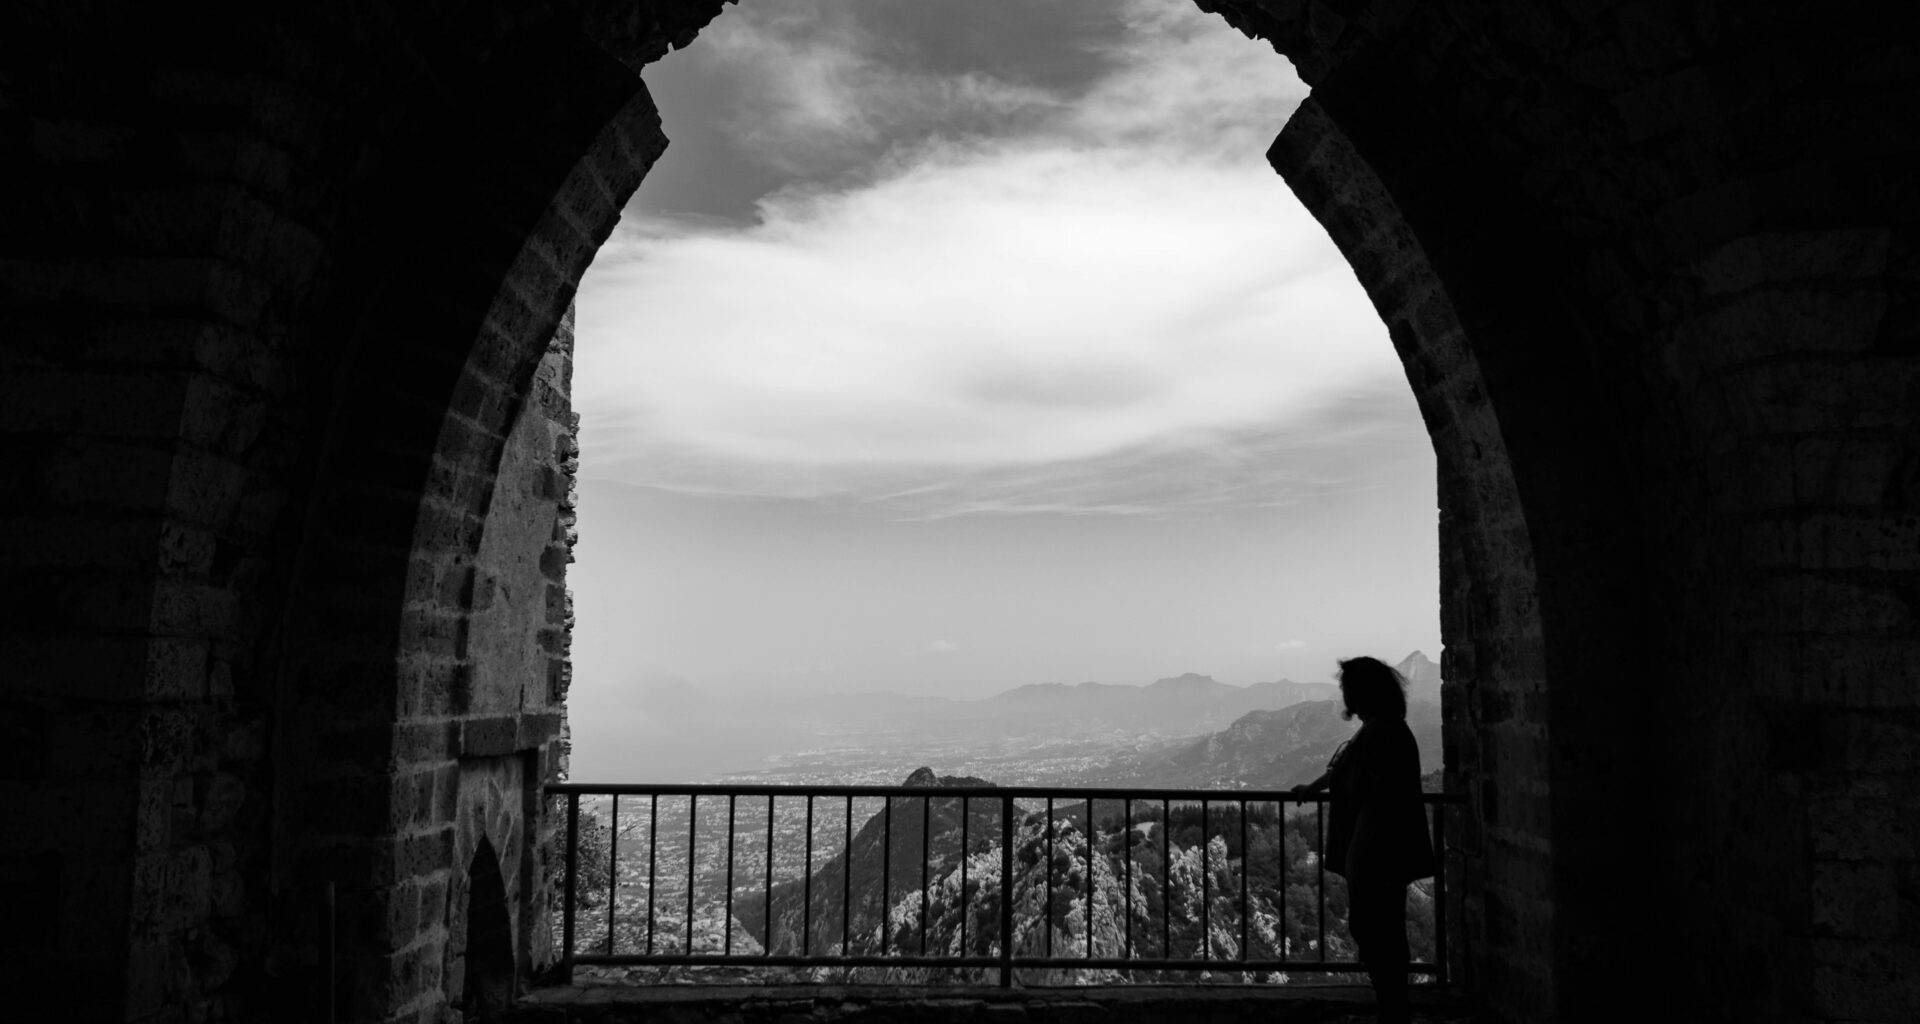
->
[[1326, 717, 1436, 884]]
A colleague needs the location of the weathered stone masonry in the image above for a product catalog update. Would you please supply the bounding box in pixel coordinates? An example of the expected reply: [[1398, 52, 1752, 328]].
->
[[1, 1, 1916, 1022]]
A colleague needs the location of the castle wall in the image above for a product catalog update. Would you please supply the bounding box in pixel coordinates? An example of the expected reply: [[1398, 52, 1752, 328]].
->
[[0, 2, 1915, 1022]]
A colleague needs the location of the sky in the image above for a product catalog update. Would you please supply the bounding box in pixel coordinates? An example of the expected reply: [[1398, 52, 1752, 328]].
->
[[565, 0, 1440, 767]]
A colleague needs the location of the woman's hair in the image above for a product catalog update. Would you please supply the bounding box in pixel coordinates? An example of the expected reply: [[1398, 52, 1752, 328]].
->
[[1337, 656, 1408, 721]]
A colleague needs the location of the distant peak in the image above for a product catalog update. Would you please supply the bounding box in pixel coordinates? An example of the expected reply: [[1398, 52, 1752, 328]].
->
[[903, 767, 938, 787], [901, 767, 995, 788], [1149, 672, 1220, 688]]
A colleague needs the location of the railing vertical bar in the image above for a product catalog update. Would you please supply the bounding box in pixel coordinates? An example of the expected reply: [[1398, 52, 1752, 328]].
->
[[1239, 799, 1249, 963], [1161, 798, 1170, 959], [960, 796, 970, 956], [1316, 799, 1326, 963], [725, 794, 736, 956], [1276, 797, 1286, 960], [802, 795, 814, 957], [1123, 799, 1133, 962], [686, 795, 698, 955], [647, 793, 658, 956], [920, 795, 932, 955], [562, 793, 579, 980], [998, 794, 1013, 988], [1434, 799, 1449, 987], [1086, 796, 1095, 962], [765, 794, 776, 957], [1201, 799, 1210, 962], [606, 795, 619, 956], [842, 796, 852, 956], [881, 796, 893, 957], [1044, 797, 1053, 959]]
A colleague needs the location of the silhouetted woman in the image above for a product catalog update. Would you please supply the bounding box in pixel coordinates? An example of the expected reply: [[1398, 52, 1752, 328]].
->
[[1292, 656, 1435, 1024]]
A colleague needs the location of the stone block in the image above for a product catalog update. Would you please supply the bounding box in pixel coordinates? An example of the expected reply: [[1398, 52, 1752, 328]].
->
[[1839, 711, 1920, 773], [145, 638, 211, 700], [1800, 512, 1920, 571], [164, 448, 249, 527], [519, 712, 563, 748], [418, 875, 450, 934], [401, 609, 466, 662], [1810, 775, 1919, 860], [212, 861, 246, 918], [1799, 576, 1915, 635], [1801, 639, 1920, 707], [396, 722, 458, 766], [1812, 937, 1920, 1019], [150, 578, 240, 638], [1812, 859, 1899, 938], [398, 827, 457, 882], [130, 845, 213, 934], [460, 716, 521, 758], [197, 772, 246, 832], [1690, 228, 1891, 295]]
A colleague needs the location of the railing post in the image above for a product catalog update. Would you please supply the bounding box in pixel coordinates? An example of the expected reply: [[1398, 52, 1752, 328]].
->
[[322, 881, 336, 1024], [561, 792, 579, 983], [999, 793, 1014, 988], [606, 796, 619, 956], [1433, 797, 1449, 987]]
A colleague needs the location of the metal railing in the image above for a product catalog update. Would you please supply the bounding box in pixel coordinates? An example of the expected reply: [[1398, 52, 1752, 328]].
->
[[548, 782, 1463, 988]]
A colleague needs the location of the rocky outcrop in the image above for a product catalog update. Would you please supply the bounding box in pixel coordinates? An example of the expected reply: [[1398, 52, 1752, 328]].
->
[[733, 769, 999, 956]]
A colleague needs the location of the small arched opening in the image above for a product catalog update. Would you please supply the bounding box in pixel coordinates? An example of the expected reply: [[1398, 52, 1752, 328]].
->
[[459, 838, 516, 1019]]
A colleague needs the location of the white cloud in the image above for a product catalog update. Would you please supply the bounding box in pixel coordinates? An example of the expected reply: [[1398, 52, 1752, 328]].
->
[[928, 640, 961, 654], [575, 0, 1401, 516], [692, 4, 1063, 173], [1274, 639, 1308, 650]]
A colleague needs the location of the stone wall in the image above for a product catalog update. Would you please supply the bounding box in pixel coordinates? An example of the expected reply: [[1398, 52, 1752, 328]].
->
[[1, 1, 1916, 1022], [0, 3, 721, 1021], [1199, 2, 1920, 1020]]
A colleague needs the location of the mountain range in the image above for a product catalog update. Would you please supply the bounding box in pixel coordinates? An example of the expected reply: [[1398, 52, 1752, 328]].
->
[[587, 651, 1443, 783], [774, 652, 1436, 743]]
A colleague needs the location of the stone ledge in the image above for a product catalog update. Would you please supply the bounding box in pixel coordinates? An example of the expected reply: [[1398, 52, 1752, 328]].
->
[[506, 984, 1483, 1023]]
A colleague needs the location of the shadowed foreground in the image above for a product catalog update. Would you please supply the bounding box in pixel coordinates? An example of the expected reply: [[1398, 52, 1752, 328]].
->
[[510, 984, 1482, 1022]]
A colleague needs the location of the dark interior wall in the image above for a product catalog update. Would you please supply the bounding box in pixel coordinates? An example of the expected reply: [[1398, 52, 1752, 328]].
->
[[1203, 1, 1920, 1021], [2, 1, 1916, 1022], [0, 1, 723, 1020]]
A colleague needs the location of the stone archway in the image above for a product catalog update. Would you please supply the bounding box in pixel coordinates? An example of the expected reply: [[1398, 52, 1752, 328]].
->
[[233, 5, 1920, 1021], [5, 3, 1917, 1023]]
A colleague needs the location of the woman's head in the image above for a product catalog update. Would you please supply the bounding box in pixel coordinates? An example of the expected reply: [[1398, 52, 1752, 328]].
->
[[1336, 656, 1408, 721]]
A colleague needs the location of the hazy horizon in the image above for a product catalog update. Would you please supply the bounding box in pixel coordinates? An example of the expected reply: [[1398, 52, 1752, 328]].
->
[[564, 0, 1440, 778]]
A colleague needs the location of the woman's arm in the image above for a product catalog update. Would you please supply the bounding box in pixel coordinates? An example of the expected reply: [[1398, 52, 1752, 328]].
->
[[1290, 770, 1332, 796], [1292, 736, 1354, 797]]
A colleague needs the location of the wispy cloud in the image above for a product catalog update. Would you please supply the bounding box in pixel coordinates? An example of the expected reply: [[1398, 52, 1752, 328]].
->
[[575, 0, 1400, 518], [694, 4, 1067, 173]]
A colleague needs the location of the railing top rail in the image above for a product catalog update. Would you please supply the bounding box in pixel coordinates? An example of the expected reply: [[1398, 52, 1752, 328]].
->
[[546, 781, 1466, 803]]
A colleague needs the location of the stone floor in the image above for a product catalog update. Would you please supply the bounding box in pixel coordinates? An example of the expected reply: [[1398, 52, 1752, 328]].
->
[[504, 985, 1485, 1023]]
